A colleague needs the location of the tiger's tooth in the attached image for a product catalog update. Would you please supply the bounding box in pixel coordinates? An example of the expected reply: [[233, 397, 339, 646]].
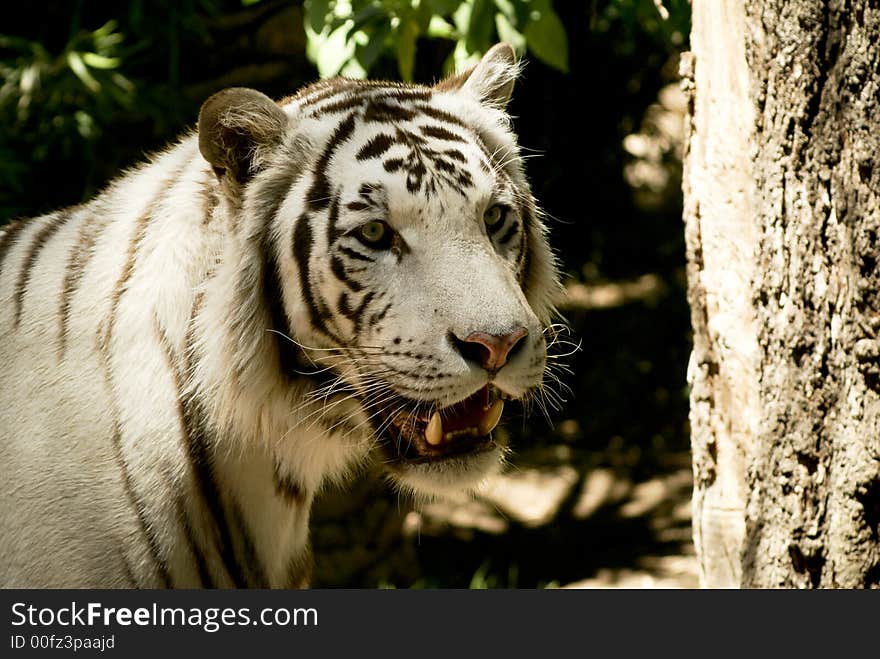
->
[[425, 412, 443, 445], [478, 399, 504, 436]]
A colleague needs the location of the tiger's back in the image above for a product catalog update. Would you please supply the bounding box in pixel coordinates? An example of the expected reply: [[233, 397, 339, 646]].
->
[[0, 140, 219, 586]]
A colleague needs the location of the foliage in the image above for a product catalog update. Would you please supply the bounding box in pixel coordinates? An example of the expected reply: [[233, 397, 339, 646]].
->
[[302, 0, 689, 81], [0, 0, 240, 218], [303, 0, 571, 81], [0, 22, 134, 217], [593, 0, 689, 54]]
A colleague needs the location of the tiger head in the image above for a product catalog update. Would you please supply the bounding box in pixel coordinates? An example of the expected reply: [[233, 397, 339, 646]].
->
[[198, 44, 561, 497]]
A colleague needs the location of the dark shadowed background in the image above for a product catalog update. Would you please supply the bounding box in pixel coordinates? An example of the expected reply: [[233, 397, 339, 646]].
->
[[1, 0, 696, 588]]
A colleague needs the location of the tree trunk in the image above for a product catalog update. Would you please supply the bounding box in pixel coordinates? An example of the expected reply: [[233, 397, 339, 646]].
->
[[684, 0, 880, 588]]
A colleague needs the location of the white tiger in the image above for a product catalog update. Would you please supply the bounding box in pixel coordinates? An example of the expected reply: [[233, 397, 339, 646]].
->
[[0, 44, 560, 588]]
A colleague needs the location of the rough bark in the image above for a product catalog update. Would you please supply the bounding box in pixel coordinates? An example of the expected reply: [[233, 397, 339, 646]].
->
[[685, 0, 880, 588], [682, 0, 760, 588]]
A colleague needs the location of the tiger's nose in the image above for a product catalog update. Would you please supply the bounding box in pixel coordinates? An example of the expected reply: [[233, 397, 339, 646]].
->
[[451, 327, 529, 374]]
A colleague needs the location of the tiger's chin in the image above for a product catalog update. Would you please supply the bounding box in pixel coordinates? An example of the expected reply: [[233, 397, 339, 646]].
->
[[371, 384, 510, 499]]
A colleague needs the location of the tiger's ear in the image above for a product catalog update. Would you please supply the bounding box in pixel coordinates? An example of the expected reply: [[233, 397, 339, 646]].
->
[[436, 43, 519, 110], [198, 87, 289, 184]]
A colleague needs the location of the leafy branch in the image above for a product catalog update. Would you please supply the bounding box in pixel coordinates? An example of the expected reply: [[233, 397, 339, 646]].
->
[[302, 0, 570, 81]]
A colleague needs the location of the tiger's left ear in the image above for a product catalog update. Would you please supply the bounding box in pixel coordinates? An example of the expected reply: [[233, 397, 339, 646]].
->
[[436, 43, 519, 110], [198, 87, 289, 184]]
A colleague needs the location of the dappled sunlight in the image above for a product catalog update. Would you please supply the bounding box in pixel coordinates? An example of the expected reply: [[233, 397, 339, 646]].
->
[[559, 273, 668, 311]]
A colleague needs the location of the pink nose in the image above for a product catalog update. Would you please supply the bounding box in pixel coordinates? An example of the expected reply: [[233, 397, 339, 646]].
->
[[459, 327, 529, 373]]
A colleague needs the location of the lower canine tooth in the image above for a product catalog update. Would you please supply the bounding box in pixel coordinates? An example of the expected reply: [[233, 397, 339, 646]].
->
[[478, 399, 504, 436], [425, 412, 443, 445]]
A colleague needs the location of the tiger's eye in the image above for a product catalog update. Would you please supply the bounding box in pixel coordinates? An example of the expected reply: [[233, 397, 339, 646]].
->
[[357, 220, 389, 246], [484, 205, 504, 228]]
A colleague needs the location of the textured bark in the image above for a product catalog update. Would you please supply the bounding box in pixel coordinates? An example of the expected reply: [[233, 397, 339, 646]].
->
[[685, 0, 880, 587], [682, 0, 760, 588]]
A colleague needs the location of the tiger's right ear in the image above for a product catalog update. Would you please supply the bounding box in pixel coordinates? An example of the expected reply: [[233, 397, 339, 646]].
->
[[198, 87, 289, 184], [435, 43, 519, 110]]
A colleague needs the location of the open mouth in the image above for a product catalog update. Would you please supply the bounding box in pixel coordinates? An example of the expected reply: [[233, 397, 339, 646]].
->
[[373, 385, 506, 463]]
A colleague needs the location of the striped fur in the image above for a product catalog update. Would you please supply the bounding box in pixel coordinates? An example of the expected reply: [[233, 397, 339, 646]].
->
[[0, 45, 560, 588]]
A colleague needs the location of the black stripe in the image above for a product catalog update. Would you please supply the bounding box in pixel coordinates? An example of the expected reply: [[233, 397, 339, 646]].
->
[[250, 158, 303, 229], [94, 171, 183, 589], [173, 489, 214, 588], [153, 317, 216, 589], [311, 95, 364, 117], [200, 175, 219, 227], [421, 125, 466, 142], [519, 203, 534, 287], [307, 114, 357, 211], [0, 219, 27, 278], [432, 156, 458, 175], [370, 303, 392, 327], [497, 219, 520, 245], [286, 547, 314, 589], [339, 245, 375, 262], [414, 104, 468, 129], [346, 200, 371, 212], [340, 291, 372, 321], [407, 162, 427, 193], [229, 500, 269, 589], [443, 148, 466, 163], [326, 192, 343, 245], [118, 547, 141, 588], [292, 212, 334, 339], [384, 158, 404, 173], [331, 255, 364, 292], [13, 211, 70, 326], [261, 246, 337, 390], [182, 393, 249, 589], [351, 291, 376, 335], [338, 291, 352, 318], [109, 421, 173, 588], [373, 88, 432, 102], [273, 463, 307, 506], [517, 221, 528, 272], [103, 164, 185, 349], [264, 234, 305, 378], [364, 99, 417, 123], [359, 183, 379, 198], [298, 81, 360, 107], [58, 208, 108, 358], [356, 133, 396, 161]]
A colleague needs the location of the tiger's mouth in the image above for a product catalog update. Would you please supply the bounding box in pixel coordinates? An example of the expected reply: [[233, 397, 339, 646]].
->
[[371, 385, 506, 463]]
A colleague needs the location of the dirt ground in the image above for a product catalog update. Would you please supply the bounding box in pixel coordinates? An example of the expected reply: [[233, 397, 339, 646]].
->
[[311, 438, 699, 589]]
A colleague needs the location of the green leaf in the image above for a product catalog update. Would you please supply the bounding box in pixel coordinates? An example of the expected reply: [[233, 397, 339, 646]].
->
[[354, 24, 390, 73], [495, 13, 525, 54], [310, 22, 357, 78], [74, 110, 96, 139], [66, 52, 100, 92], [81, 52, 121, 70], [523, 4, 569, 72], [305, 0, 331, 35], [426, 0, 462, 15], [464, 0, 495, 54], [91, 20, 119, 41], [346, 5, 384, 36], [395, 19, 419, 82], [427, 16, 456, 39], [452, 39, 480, 72], [493, 0, 517, 23]]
